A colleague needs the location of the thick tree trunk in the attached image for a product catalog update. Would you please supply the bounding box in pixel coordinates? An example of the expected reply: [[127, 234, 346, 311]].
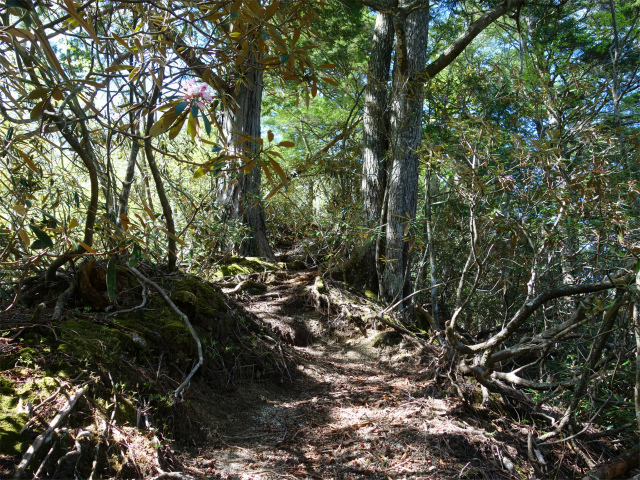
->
[[361, 12, 395, 291], [221, 63, 275, 262], [382, 5, 429, 313]]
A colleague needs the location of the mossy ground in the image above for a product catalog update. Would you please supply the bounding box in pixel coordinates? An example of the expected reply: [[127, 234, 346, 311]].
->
[[0, 264, 284, 477], [213, 256, 283, 279]]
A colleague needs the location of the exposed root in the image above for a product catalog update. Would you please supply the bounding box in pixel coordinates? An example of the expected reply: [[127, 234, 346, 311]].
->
[[128, 266, 202, 399], [222, 280, 268, 295], [580, 444, 640, 480], [52, 276, 76, 320]]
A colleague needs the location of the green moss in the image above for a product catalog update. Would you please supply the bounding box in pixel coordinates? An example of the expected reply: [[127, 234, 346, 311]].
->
[[314, 276, 328, 295], [171, 290, 197, 306], [286, 259, 306, 270], [372, 331, 402, 348], [0, 392, 28, 456], [115, 397, 136, 425], [0, 374, 61, 456], [172, 277, 227, 316], [214, 256, 281, 279], [0, 375, 15, 395], [17, 347, 38, 362], [363, 289, 378, 301]]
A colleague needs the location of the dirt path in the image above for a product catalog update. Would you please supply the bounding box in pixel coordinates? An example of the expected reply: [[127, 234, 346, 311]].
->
[[174, 270, 527, 480]]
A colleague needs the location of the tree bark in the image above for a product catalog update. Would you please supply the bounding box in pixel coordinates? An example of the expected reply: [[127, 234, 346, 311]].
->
[[382, 3, 429, 312], [144, 81, 177, 271], [221, 61, 275, 261], [361, 11, 394, 291], [45, 111, 100, 281]]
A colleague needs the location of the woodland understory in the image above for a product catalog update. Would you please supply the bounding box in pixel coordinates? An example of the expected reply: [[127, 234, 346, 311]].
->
[[1, 0, 640, 477]]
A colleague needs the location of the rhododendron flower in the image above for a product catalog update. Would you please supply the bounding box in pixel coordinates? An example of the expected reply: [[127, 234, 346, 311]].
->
[[182, 79, 213, 109]]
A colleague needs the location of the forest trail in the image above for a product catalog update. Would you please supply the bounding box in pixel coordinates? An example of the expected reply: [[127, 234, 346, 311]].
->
[[176, 269, 526, 480]]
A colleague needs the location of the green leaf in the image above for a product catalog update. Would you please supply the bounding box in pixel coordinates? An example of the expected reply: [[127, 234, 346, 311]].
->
[[175, 101, 188, 115], [193, 167, 205, 179], [202, 114, 211, 136], [149, 111, 178, 137], [129, 243, 141, 267], [191, 104, 198, 119], [28, 224, 53, 249], [280, 54, 289, 62], [30, 239, 49, 249], [106, 257, 116, 302]]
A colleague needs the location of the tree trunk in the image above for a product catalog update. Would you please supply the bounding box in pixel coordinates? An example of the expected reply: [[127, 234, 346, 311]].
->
[[144, 81, 177, 271], [221, 62, 275, 262], [382, 4, 429, 313], [361, 12, 394, 292]]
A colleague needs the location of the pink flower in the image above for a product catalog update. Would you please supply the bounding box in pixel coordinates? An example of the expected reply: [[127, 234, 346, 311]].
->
[[182, 79, 213, 108]]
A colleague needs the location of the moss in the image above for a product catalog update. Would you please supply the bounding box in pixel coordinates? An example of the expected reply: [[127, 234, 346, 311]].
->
[[0, 375, 15, 395], [314, 276, 328, 295], [172, 277, 227, 315], [0, 392, 28, 456], [363, 289, 378, 301], [0, 374, 61, 457], [114, 397, 136, 425], [286, 259, 306, 270], [16, 347, 38, 362], [59, 318, 132, 363], [171, 290, 197, 306], [214, 256, 281, 279], [372, 331, 403, 348]]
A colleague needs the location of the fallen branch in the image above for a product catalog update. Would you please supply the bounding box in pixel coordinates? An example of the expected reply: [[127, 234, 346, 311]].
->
[[128, 267, 202, 399], [13, 384, 89, 479]]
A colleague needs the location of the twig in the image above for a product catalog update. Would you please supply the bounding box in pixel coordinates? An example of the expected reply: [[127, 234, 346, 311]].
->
[[128, 267, 203, 399], [13, 384, 89, 479], [33, 441, 57, 479]]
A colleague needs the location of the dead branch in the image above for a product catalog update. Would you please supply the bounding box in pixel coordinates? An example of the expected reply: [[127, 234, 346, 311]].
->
[[459, 269, 633, 354], [13, 384, 89, 479]]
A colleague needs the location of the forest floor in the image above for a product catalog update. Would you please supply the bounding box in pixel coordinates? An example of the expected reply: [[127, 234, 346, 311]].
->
[[1, 260, 636, 479], [173, 268, 565, 480]]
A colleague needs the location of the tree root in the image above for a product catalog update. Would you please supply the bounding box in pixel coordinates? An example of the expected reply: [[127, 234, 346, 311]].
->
[[580, 444, 640, 480], [129, 266, 202, 399], [223, 280, 268, 295], [52, 278, 76, 321]]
